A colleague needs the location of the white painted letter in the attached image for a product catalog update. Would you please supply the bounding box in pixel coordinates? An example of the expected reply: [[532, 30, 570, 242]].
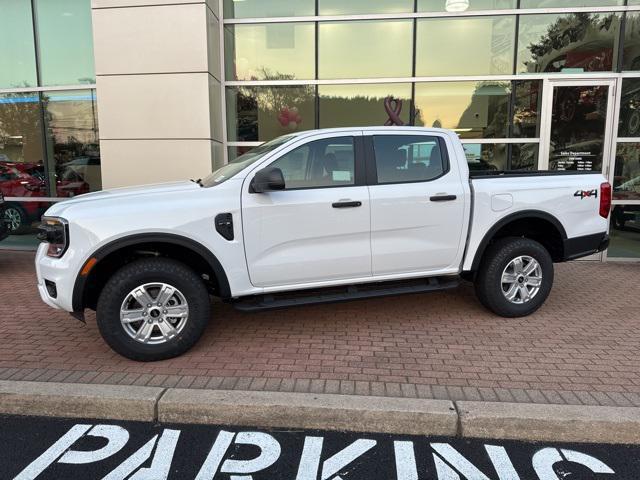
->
[[532, 448, 614, 480], [195, 430, 236, 480], [394, 441, 418, 480], [431, 443, 522, 480], [219, 432, 282, 480], [59, 425, 130, 465], [295, 437, 377, 480], [103, 429, 180, 480], [14, 424, 92, 480]]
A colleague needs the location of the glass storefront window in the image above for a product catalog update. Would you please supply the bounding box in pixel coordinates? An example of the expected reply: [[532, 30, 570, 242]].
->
[[42, 90, 101, 196], [521, 1, 623, 7], [416, 16, 515, 77], [318, 83, 412, 128], [318, 20, 413, 79], [2, 200, 56, 250], [463, 143, 538, 172], [418, 0, 516, 13], [517, 13, 621, 74], [622, 13, 640, 71], [319, 0, 414, 15], [224, 24, 315, 81], [513, 80, 541, 138], [226, 86, 316, 142], [619, 79, 640, 137], [0, 93, 45, 181], [34, 0, 96, 86], [0, 1, 37, 89], [613, 144, 640, 202], [223, 0, 315, 19], [609, 208, 640, 258], [414, 82, 511, 139], [464, 144, 508, 171], [0, 93, 46, 240]]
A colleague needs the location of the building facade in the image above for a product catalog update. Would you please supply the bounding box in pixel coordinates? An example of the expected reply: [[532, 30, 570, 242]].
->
[[1, 0, 639, 260]]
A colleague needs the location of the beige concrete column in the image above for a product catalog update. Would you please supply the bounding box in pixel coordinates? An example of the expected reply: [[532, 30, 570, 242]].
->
[[91, 0, 223, 188]]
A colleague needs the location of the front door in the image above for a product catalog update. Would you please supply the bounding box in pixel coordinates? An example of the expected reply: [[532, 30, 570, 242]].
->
[[242, 133, 372, 288], [539, 79, 617, 260]]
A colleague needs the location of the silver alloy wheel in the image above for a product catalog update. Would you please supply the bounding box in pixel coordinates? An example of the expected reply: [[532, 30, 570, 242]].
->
[[4, 207, 21, 231], [500, 256, 543, 305], [120, 283, 189, 345]]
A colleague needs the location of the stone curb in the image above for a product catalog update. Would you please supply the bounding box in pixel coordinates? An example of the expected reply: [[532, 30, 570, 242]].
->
[[158, 389, 458, 436], [0, 380, 163, 422], [1, 381, 639, 444], [458, 401, 640, 445]]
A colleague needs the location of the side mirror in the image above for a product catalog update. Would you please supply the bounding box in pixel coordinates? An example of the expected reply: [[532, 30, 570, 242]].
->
[[251, 167, 285, 193]]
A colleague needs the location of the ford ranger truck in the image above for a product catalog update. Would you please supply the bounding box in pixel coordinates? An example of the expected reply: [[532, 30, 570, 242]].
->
[[35, 128, 611, 361]]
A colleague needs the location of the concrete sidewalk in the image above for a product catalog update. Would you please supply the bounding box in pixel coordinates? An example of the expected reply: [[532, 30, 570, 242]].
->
[[1, 380, 640, 444]]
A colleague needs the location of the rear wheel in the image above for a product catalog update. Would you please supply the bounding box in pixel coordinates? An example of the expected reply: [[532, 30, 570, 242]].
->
[[96, 257, 210, 361], [474, 237, 554, 318]]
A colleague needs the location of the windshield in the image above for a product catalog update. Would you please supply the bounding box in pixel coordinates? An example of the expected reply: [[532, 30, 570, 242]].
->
[[200, 135, 295, 187]]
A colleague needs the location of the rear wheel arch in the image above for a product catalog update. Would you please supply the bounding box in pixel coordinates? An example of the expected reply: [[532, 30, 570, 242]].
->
[[469, 210, 567, 275], [72, 233, 231, 311]]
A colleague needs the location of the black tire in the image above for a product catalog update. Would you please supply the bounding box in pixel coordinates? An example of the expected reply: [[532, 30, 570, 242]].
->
[[474, 237, 554, 318], [96, 258, 210, 361], [4, 204, 30, 234]]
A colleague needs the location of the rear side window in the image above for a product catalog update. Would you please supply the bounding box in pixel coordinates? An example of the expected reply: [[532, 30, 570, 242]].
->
[[269, 136, 355, 189], [373, 135, 446, 184]]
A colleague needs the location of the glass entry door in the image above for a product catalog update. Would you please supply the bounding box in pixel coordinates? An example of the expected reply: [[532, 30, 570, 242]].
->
[[539, 79, 616, 174]]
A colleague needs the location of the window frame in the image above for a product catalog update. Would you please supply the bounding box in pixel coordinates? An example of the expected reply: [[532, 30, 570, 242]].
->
[[364, 134, 451, 186], [251, 134, 367, 192]]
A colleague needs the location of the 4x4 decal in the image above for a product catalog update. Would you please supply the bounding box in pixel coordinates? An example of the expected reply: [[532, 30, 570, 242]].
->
[[574, 189, 598, 199]]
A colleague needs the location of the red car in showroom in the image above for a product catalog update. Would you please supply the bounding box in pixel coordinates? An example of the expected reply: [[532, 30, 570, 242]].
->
[[0, 160, 89, 234]]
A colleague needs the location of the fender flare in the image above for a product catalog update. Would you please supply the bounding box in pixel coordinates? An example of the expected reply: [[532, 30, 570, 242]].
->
[[72, 233, 231, 311], [468, 210, 568, 273]]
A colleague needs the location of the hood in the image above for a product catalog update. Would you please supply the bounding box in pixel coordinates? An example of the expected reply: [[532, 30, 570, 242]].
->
[[46, 180, 200, 216]]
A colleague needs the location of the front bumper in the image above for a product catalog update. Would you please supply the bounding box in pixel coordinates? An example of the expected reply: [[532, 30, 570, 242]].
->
[[35, 242, 76, 312], [563, 232, 609, 261]]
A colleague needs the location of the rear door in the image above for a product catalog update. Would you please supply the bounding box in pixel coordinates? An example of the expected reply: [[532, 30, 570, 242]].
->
[[242, 132, 372, 288], [366, 131, 467, 276]]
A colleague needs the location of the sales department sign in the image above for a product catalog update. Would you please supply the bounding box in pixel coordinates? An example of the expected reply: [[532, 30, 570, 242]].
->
[[3, 418, 639, 480]]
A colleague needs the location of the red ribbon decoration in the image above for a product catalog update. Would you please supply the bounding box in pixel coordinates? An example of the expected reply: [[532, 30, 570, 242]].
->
[[384, 96, 405, 126]]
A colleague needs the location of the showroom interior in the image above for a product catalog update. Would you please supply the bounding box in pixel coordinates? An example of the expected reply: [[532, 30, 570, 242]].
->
[[0, 0, 639, 260]]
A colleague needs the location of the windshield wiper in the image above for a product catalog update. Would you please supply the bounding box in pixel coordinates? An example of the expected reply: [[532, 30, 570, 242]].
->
[[190, 178, 203, 187]]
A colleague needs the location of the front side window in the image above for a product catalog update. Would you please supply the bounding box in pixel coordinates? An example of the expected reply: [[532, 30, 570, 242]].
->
[[374, 135, 445, 184], [269, 137, 355, 189]]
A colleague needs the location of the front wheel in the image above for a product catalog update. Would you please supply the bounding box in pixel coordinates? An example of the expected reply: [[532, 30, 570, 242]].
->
[[96, 258, 211, 361], [474, 237, 554, 318]]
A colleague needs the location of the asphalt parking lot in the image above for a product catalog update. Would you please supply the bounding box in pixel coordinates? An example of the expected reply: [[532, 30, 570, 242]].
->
[[3, 414, 640, 480], [1, 250, 639, 406]]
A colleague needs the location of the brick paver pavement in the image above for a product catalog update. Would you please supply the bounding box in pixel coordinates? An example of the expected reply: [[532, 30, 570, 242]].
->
[[1, 250, 639, 406]]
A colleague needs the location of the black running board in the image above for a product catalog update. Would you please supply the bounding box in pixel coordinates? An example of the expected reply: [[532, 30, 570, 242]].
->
[[233, 276, 460, 312]]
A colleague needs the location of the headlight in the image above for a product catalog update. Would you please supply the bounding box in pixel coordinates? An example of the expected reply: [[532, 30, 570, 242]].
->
[[37, 217, 69, 258]]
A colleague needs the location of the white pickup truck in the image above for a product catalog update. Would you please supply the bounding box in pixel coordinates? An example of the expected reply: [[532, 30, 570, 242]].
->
[[36, 127, 611, 361]]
